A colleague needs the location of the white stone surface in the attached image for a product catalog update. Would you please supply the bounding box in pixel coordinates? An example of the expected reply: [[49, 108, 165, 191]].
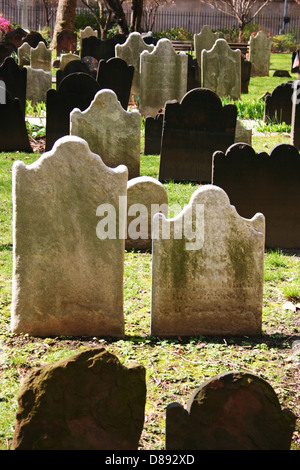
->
[[30, 42, 52, 72], [26, 67, 52, 105]]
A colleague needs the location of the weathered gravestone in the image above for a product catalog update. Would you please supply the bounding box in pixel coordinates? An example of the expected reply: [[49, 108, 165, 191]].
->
[[56, 29, 77, 55], [201, 38, 241, 101], [60, 52, 79, 70], [159, 88, 237, 183], [18, 41, 32, 66], [70, 89, 140, 179], [45, 72, 100, 151], [235, 119, 252, 145], [30, 41, 52, 72], [241, 55, 251, 94], [126, 176, 168, 251], [212, 142, 300, 249], [11, 348, 146, 450], [0, 92, 32, 152], [151, 185, 265, 337], [194, 25, 219, 84], [0, 80, 5, 103], [115, 32, 155, 102], [291, 80, 300, 151], [139, 39, 188, 117], [26, 67, 52, 105], [0, 56, 27, 116], [144, 113, 163, 155], [96, 57, 134, 110], [264, 81, 294, 124], [81, 34, 127, 62], [249, 31, 272, 77], [11, 136, 128, 337], [166, 371, 296, 450], [56, 57, 98, 88], [80, 26, 98, 50]]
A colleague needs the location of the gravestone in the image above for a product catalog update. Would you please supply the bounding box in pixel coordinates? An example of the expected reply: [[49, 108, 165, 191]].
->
[[115, 32, 155, 101], [70, 89, 140, 179], [159, 88, 237, 183], [26, 67, 52, 105], [139, 38, 188, 117], [4, 27, 27, 49], [0, 92, 32, 152], [45, 72, 100, 151], [212, 142, 300, 249], [11, 136, 128, 337], [11, 348, 146, 450], [80, 26, 98, 49], [23, 31, 47, 48], [201, 38, 241, 101], [126, 176, 168, 251], [235, 119, 252, 145], [151, 185, 265, 336], [241, 55, 251, 93], [96, 57, 134, 110], [81, 34, 126, 62], [0, 80, 5, 103], [291, 80, 300, 150], [30, 42, 52, 71], [249, 31, 272, 77], [60, 52, 79, 70], [144, 113, 163, 155], [264, 81, 294, 124], [56, 57, 98, 88], [166, 371, 296, 450], [194, 25, 219, 84], [187, 54, 200, 91], [0, 57, 27, 116], [56, 29, 77, 55], [0, 42, 16, 65], [18, 41, 32, 66]]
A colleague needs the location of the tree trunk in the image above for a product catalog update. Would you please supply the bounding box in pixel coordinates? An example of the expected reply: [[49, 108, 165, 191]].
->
[[51, 0, 77, 49], [130, 0, 144, 32], [103, 0, 129, 36]]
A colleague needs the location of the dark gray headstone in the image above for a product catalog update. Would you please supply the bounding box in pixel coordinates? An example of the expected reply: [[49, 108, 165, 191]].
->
[[291, 80, 300, 150], [212, 142, 300, 249], [0, 93, 32, 152], [144, 113, 163, 155], [56, 58, 98, 88], [159, 88, 237, 183], [241, 55, 251, 94], [264, 81, 294, 124], [96, 57, 134, 110], [0, 57, 27, 116], [81, 34, 127, 62]]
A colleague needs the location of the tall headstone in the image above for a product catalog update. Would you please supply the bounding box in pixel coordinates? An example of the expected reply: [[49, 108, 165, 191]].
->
[[144, 113, 164, 155], [0, 93, 32, 152], [166, 371, 296, 450], [159, 88, 237, 183], [30, 42, 52, 72], [212, 142, 300, 249], [249, 31, 272, 77], [11, 136, 128, 337], [70, 89, 141, 179], [151, 185, 265, 336], [11, 348, 146, 450], [194, 25, 219, 84], [96, 57, 134, 110], [201, 38, 241, 101], [139, 39, 188, 117], [291, 80, 300, 150], [80, 26, 98, 50], [0, 56, 27, 116], [26, 67, 52, 105], [18, 41, 32, 67], [264, 81, 294, 124]]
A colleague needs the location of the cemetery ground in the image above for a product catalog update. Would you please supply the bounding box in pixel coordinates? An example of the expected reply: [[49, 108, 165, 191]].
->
[[0, 52, 299, 450]]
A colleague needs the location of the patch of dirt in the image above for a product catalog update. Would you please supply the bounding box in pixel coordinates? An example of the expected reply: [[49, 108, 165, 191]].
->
[[30, 136, 45, 154]]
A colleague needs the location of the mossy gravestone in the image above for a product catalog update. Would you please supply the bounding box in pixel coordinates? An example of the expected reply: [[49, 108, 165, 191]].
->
[[11, 348, 146, 450], [166, 371, 296, 450]]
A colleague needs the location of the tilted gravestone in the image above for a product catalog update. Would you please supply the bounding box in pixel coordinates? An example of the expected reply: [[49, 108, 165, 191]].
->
[[159, 88, 237, 183], [291, 80, 300, 150], [56, 57, 98, 88], [11, 348, 146, 450], [96, 57, 134, 110], [194, 25, 219, 84], [139, 39, 188, 118], [0, 56, 27, 116], [81, 34, 127, 62], [144, 113, 164, 155], [151, 185, 265, 337], [264, 81, 294, 124], [26, 67, 52, 105], [70, 89, 141, 179], [212, 142, 300, 249], [166, 371, 296, 450], [45, 72, 100, 151], [126, 176, 168, 251], [249, 31, 272, 77], [0, 92, 32, 152], [30, 41, 52, 72], [201, 38, 241, 101], [11, 136, 128, 337]]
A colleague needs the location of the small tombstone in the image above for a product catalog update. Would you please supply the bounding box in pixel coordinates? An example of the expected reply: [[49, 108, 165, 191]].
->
[[234, 119, 252, 145], [115, 32, 155, 101], [60, 52, 79, 70], [126, 176, 168, 251], [11, 348, 146, 450], [151, 185, 265, 337], [264, 81, 294, 124], [56, 29, 77, 55], [241, 55, 251, 93], [45, 72, 100, 151], [166, 371, 296, 450], [144, 113, 163, 155], [70, 89, 140, 180], [26, 67, 52, 105], [249, 31, 272, 77], [212, 142, 300, 249], [0, 56, 27, 116], [80, 26, 98, 50], [194, 25, 219, 84], [0, 93, 32, 152], [11, 136, 128, 337], [96, 57, 134, 110], [56, 57, 98, 88], [201, 38, 241, 101], [139, 38, 188, 117], [18, 41, 32, 67], [30, 42, 52, 72], [81, 34, 126, 62], [159, 88, 237, 183], [291, 80, 300, 150]]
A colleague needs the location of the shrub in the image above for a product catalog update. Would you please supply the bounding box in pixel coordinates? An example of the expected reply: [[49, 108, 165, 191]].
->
[[154, 27, 193, 41], [0, 13, 12, 40], [272, 29, 298, 52]]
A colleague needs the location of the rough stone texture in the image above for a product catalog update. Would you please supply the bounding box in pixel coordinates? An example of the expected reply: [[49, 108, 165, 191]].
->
[[26, 67, 52, 105], [159, 88, 237, 183], [18, 41, 32, 67], [70, 89, 141, 180], [291, 80, 300, 151], [30, 42, 52, 72], [139, 39, 188, 117], [213, 142, 300, 249], [115, 32, 154, 101], [0, 56, 27, 116], [201, 39, 241, 101], [151, 185, 265, 337], [194, 25, 219, 84], [144, 113, 163, 155], [234, 119, 252, 145], [11, 136, 128, 337], [166, 371, 296, 450], [264, 81, 294, 124], [60, 53, 79, 70], [126, 176, 168, 251], [80, 26, 98, 50], [96, 57, 134, 110], [249, 31, 272, 77], [11, 348, 146, 450]]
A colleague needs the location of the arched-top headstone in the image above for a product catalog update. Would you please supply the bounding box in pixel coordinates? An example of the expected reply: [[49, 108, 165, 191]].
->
[[81, 34, 127, 62], [264, 81, 294, 124], [0, 56, 27, 116], [96, 57, 134, 109], [194, 25, 219, 83], [0, 92, 32, 152], [249, 31, 272, 77], [30, 41, 52, 71]]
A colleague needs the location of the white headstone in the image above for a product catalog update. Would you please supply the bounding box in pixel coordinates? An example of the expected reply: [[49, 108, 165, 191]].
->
[[30, 42, 52, 72], [26, 67, 52, 105], [249, 31, 272, 77]]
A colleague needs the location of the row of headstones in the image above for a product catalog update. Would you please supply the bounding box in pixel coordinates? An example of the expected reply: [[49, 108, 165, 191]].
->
[[10, 348, 297, 450]]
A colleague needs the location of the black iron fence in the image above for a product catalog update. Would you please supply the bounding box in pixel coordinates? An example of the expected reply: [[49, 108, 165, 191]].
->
[[0, 1, 299, 39]]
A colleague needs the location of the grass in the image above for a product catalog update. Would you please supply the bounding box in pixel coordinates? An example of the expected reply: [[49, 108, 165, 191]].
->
[[0, 53, 299, 451]]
